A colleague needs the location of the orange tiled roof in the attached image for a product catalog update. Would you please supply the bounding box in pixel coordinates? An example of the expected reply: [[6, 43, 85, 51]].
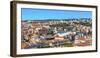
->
[[54, 36, 64, 38]]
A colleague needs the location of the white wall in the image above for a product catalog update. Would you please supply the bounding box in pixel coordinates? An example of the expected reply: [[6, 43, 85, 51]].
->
[[0, 0, 100, 58]]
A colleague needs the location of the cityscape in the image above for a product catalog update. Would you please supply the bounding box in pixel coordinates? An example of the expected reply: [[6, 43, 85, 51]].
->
[[21, 18, 92, 49], [21, 8, 92, 49]]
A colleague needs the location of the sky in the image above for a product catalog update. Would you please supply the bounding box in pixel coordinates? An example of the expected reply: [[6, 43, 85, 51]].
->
[[21, 8, 92, 20]]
